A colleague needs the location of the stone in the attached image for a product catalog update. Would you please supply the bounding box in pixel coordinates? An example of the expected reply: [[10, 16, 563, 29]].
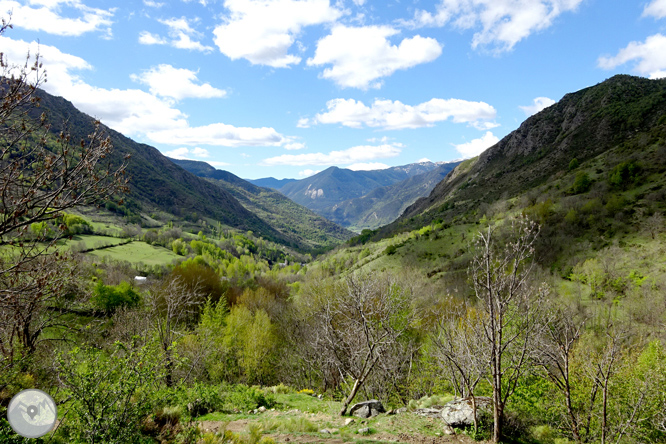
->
[[440, 397, 492, 428], [349, 400, 385, 418], [442, 425, 455, 435], [344, 418, 355, 426], [358, 427, 370, 435], [258, 406, 266, 413], [415, 407, 443, 418], [320, 429, 331, 434]]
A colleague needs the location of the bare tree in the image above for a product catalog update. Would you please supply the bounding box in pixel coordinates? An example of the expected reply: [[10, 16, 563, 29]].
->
[[470, 217, 548, 443], [432, 299, 489, 434], [537, 303, 587, 442], [147, 277, 203, 386], [302, 273, 417, 416], [0, 20, 129, 373]]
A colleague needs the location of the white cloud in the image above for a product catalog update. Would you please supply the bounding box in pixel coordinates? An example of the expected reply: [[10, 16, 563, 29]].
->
[[598, 34, 666, 79], [165, 147, 190, 159], [140, 16, 213, 52], [417, 157, 432, 163], [165, 147, 210, 159], [0, 36, 188, 136], [213, 0, 344, 68], [351, 0, 365, 5], [299, 169, 321, 177], [307, 25, 442, 89], [262, 143, 401, 166], [405, 0, 583, 53], [1, 37, 287, 148], [643, 0, 666, 19], [130, 64, 227, 100], [192, 147, 210, 157], [347, 162, 389, 170], [147, 123, 289, 147], [143, 0, 164, 7], [296, 117, 311, 128], [454, 131, 499, 158], [305, 97, 496, 130], [0, 0, 114, 36], [284, 142, 306, 150], [138, 31, 167, 45], [519, 96, 556, 116]]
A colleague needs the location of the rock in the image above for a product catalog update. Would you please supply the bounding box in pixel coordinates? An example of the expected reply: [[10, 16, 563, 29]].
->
[[440, 397, 492, 428], [358, 427, 370, 435], [395, 407, 407, 414], [415, 407, 443, 418], [344, 418, 355, 426], [442, 425, 455, 435], [258, 406, 266, 413], [318, 394, 323, 399], [320, 429, 331, 434], [349, 400, 385, 418]]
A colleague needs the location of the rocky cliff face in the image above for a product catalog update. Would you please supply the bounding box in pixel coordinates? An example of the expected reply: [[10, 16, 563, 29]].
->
[[380, 75, 666, 235]]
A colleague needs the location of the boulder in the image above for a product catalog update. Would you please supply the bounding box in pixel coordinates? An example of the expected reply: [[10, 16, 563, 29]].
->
[[349, 400, 386, 418], [440, 397, 492, 427]]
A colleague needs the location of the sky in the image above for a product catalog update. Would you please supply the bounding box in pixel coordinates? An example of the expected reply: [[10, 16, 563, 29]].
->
[[1, 0, 665, 180]]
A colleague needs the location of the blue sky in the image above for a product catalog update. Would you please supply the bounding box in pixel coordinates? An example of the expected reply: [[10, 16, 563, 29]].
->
[[1, 0, 665, 179]]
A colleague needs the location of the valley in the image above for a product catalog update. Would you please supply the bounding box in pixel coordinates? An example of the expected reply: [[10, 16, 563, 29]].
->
[[2, 60, 666, 444]]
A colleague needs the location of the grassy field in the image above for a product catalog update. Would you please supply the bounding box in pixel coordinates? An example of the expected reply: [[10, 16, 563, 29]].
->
[[195, 392, 480, 444], [61, 234, 128, 250], [88, 241, 181, 266]]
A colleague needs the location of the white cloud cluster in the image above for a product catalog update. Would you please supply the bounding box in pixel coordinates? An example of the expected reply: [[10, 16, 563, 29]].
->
[[347, 162, 389, 170], [2, 36, 294, 148], [147, 123, 289, 147], [643, 0, 666, 19], [165, 147, 210, 159], [130, 64, 227, 101], [139, 16, 213, 52], [213, 0, 343, 68], [298, 169, 321, 177], [598, 34, 666, 79], [262, 143, 402, 166], [300, 97, 496, 130], [0, 0, 114, 36], [519, 96, 555, 116], [307, 25, 442, 89], [405, 0, 583, 52], [454, 131, 499, 158]]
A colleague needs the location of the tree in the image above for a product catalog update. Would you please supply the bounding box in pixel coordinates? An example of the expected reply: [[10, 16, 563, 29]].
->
[[433, 299, 489, 434], [536, 303, 586, 442], [470, 217, 547, 443], [147, 277, 203, 387], [0, 19, 128, 373], [301, 273, 417, 416]]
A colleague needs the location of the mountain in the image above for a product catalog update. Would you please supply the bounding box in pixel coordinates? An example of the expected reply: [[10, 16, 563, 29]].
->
[[323, 161, 461, 230], [30, 89, 344, 252], [279, 162, 443, 215], [246, 177, 298, 190], [379, 75, 666, 237], [170, 159, 353, 251]]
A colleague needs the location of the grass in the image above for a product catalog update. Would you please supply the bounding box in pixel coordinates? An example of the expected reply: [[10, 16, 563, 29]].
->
[[60, 234, 128, 250], [88, 241, 181, 266]]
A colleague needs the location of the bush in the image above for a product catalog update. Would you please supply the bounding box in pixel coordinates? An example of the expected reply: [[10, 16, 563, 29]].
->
[[92, 281, 141, 312], [571, 172, 592, 194]]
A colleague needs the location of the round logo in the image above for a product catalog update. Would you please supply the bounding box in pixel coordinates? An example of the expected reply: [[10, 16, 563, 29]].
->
[[7, 389, 57, 438]]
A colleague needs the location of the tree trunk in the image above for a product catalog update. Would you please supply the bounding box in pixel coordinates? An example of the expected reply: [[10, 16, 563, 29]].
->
[[339, 377, 361, 416], [493, 401, 504, 443], [471, 395, 479, 435]]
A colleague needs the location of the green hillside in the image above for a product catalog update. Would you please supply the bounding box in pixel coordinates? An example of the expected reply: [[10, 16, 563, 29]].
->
[[170, 158, 354, 252]]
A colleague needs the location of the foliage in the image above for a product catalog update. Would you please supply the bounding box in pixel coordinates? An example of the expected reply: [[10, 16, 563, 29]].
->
[[55, 341, 165, 443], [91, 280, 141, 312]]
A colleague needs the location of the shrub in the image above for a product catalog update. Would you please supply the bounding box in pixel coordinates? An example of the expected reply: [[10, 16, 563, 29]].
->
[[92, 281, 141, 312], [571, 172, 592, 194]]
